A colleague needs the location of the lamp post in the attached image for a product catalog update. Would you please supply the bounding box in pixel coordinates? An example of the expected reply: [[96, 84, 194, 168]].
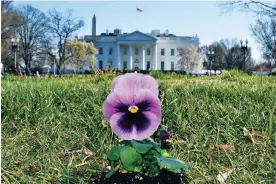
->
[[240, 39, 248, 72], [51, 49, 57, 76], [272, 35, 276, 67], [207, 48, 215, 76], [11, 38, 20, 73]]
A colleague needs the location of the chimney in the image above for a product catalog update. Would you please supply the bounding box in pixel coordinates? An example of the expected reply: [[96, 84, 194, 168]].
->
[[106, 29, 109, 35], [165, 29, 169, 35], [114, 28, 122, 35]]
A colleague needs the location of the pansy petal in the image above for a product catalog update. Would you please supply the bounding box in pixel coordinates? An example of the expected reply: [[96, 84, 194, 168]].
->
[[141, 74, 159, 96], [111, 75, 121, 92], [134, 89, 161, 119], [102, 92, 133, 120], [109, 112, 138, 140], [110, 111, 161, 140], [113, 73, 159, 96], [134, 111, 161, 140]]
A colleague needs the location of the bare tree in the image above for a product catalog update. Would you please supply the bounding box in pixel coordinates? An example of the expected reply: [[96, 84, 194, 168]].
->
[[177, 45, 202, 73], [219, 0, 276, 17], [200, 38, 254, 71], [1, 1, 22, 71], [16, 5, 50, 74], [48, 9, 84, 75], [1, 1, 21, 43], [250, 16, 276, 66], [219, 1, 275, 67]]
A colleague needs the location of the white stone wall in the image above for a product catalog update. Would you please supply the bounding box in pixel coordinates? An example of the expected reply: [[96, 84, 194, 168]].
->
[[156, 37, 199, 71], [93, 35, 200, 71], [94, 42, 117, 69]]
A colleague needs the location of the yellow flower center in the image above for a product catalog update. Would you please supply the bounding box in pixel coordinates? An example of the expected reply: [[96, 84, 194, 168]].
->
[[128, 106, 139, 114]]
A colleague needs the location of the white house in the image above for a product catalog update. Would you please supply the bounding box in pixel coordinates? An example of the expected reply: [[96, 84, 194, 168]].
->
[[79, 15, 201, 71]]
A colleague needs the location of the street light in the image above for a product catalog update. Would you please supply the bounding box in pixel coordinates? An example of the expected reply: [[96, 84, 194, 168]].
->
[[51, 49, 57, 76], [240, 39, 248, 72], [207, 47, 215, 75], [11, 37, 20, 73], [272, 35, 276, 66]]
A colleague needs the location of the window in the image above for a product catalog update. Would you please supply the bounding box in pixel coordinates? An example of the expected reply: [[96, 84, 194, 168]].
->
[[147, 61, 150, 70], [135, 66, 139, 71], [99, 48, 103, 55], [161, 61, 165, 71], [161, 49, 165, 56], [123, 48, 127, 55], [171, 49, 174, 56], [171, 62, 174, 71], [203, 60, 208, 68], [135, 48, 139, 55], [147, 48, 151, 55], [108, 61, 113, 68], [99, 61, 103, 69], [123, 61, 127, 70], [109, 48, 113, 55]]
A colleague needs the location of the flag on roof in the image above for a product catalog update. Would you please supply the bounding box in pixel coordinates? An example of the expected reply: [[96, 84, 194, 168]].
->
[[137, 8, 143, 12]]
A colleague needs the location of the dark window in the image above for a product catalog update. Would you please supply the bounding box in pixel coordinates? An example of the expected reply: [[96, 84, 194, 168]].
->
[[161, 49, 165, 56], [147, 61, 150, 70], [161, 61, 165, 71], [99, 48, 103, 55], [147, 48, 150, 55], [99, 61, 103, 69], [171, 62, 174, 71], [135, 66, 139, 70], [203, 61, 208, 68], [171, 49, 174, 56], [135, 48, 139, 55], [109, 48, 113, 55], [123, 61, 127, 69], [123, 48, 127, 55]]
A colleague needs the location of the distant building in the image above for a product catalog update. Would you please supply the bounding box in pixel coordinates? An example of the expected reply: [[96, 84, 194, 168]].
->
[[79, 15, 202, 71]]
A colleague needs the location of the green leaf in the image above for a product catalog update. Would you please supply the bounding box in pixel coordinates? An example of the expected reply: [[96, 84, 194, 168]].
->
[[153, 143, 162, 153], [105, 168, 115, 178], [161, 149, 171, 157], [131, 140, 153, 154], [155, 155, 188, 173], [120, 146, 142, 171], [107, 146, 121, 161], [134, 166, 142, 172], [119, 140, 131, 146], [147, 164, 160, 177]]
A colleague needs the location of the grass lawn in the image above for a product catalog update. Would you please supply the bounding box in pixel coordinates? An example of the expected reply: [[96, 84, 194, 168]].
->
[[1, 71, 276, 183]]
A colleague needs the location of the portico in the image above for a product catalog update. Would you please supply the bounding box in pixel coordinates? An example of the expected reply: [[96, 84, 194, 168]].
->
[[116, 31, 158, 70]]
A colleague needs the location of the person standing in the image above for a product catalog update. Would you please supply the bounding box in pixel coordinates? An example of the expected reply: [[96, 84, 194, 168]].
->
[[36, 71, 40, 78], [18, 70, 23, 77]]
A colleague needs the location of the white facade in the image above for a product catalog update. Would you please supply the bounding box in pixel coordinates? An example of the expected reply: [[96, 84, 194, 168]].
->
[[79, 16, 201, 71]]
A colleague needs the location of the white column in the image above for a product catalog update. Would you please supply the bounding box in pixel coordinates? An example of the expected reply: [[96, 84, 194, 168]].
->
[[117, 44, 120, 69], [142, 45, 145, 70], [154, 44, 158, 70], [129, 44, 133, 70]]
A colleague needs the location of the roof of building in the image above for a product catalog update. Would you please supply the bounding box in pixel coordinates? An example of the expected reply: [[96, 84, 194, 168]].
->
[[156, 34, 177, 37], [100, 33, 118, 36]]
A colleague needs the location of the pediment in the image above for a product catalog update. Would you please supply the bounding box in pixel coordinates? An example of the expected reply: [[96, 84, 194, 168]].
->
[[117, 31, 157, 41]]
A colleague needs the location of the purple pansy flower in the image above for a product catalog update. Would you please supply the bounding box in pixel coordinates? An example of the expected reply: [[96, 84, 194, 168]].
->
[[159, 130, 171, 140], [111, 73, 159, 96], [103, 73, 161, 140]]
